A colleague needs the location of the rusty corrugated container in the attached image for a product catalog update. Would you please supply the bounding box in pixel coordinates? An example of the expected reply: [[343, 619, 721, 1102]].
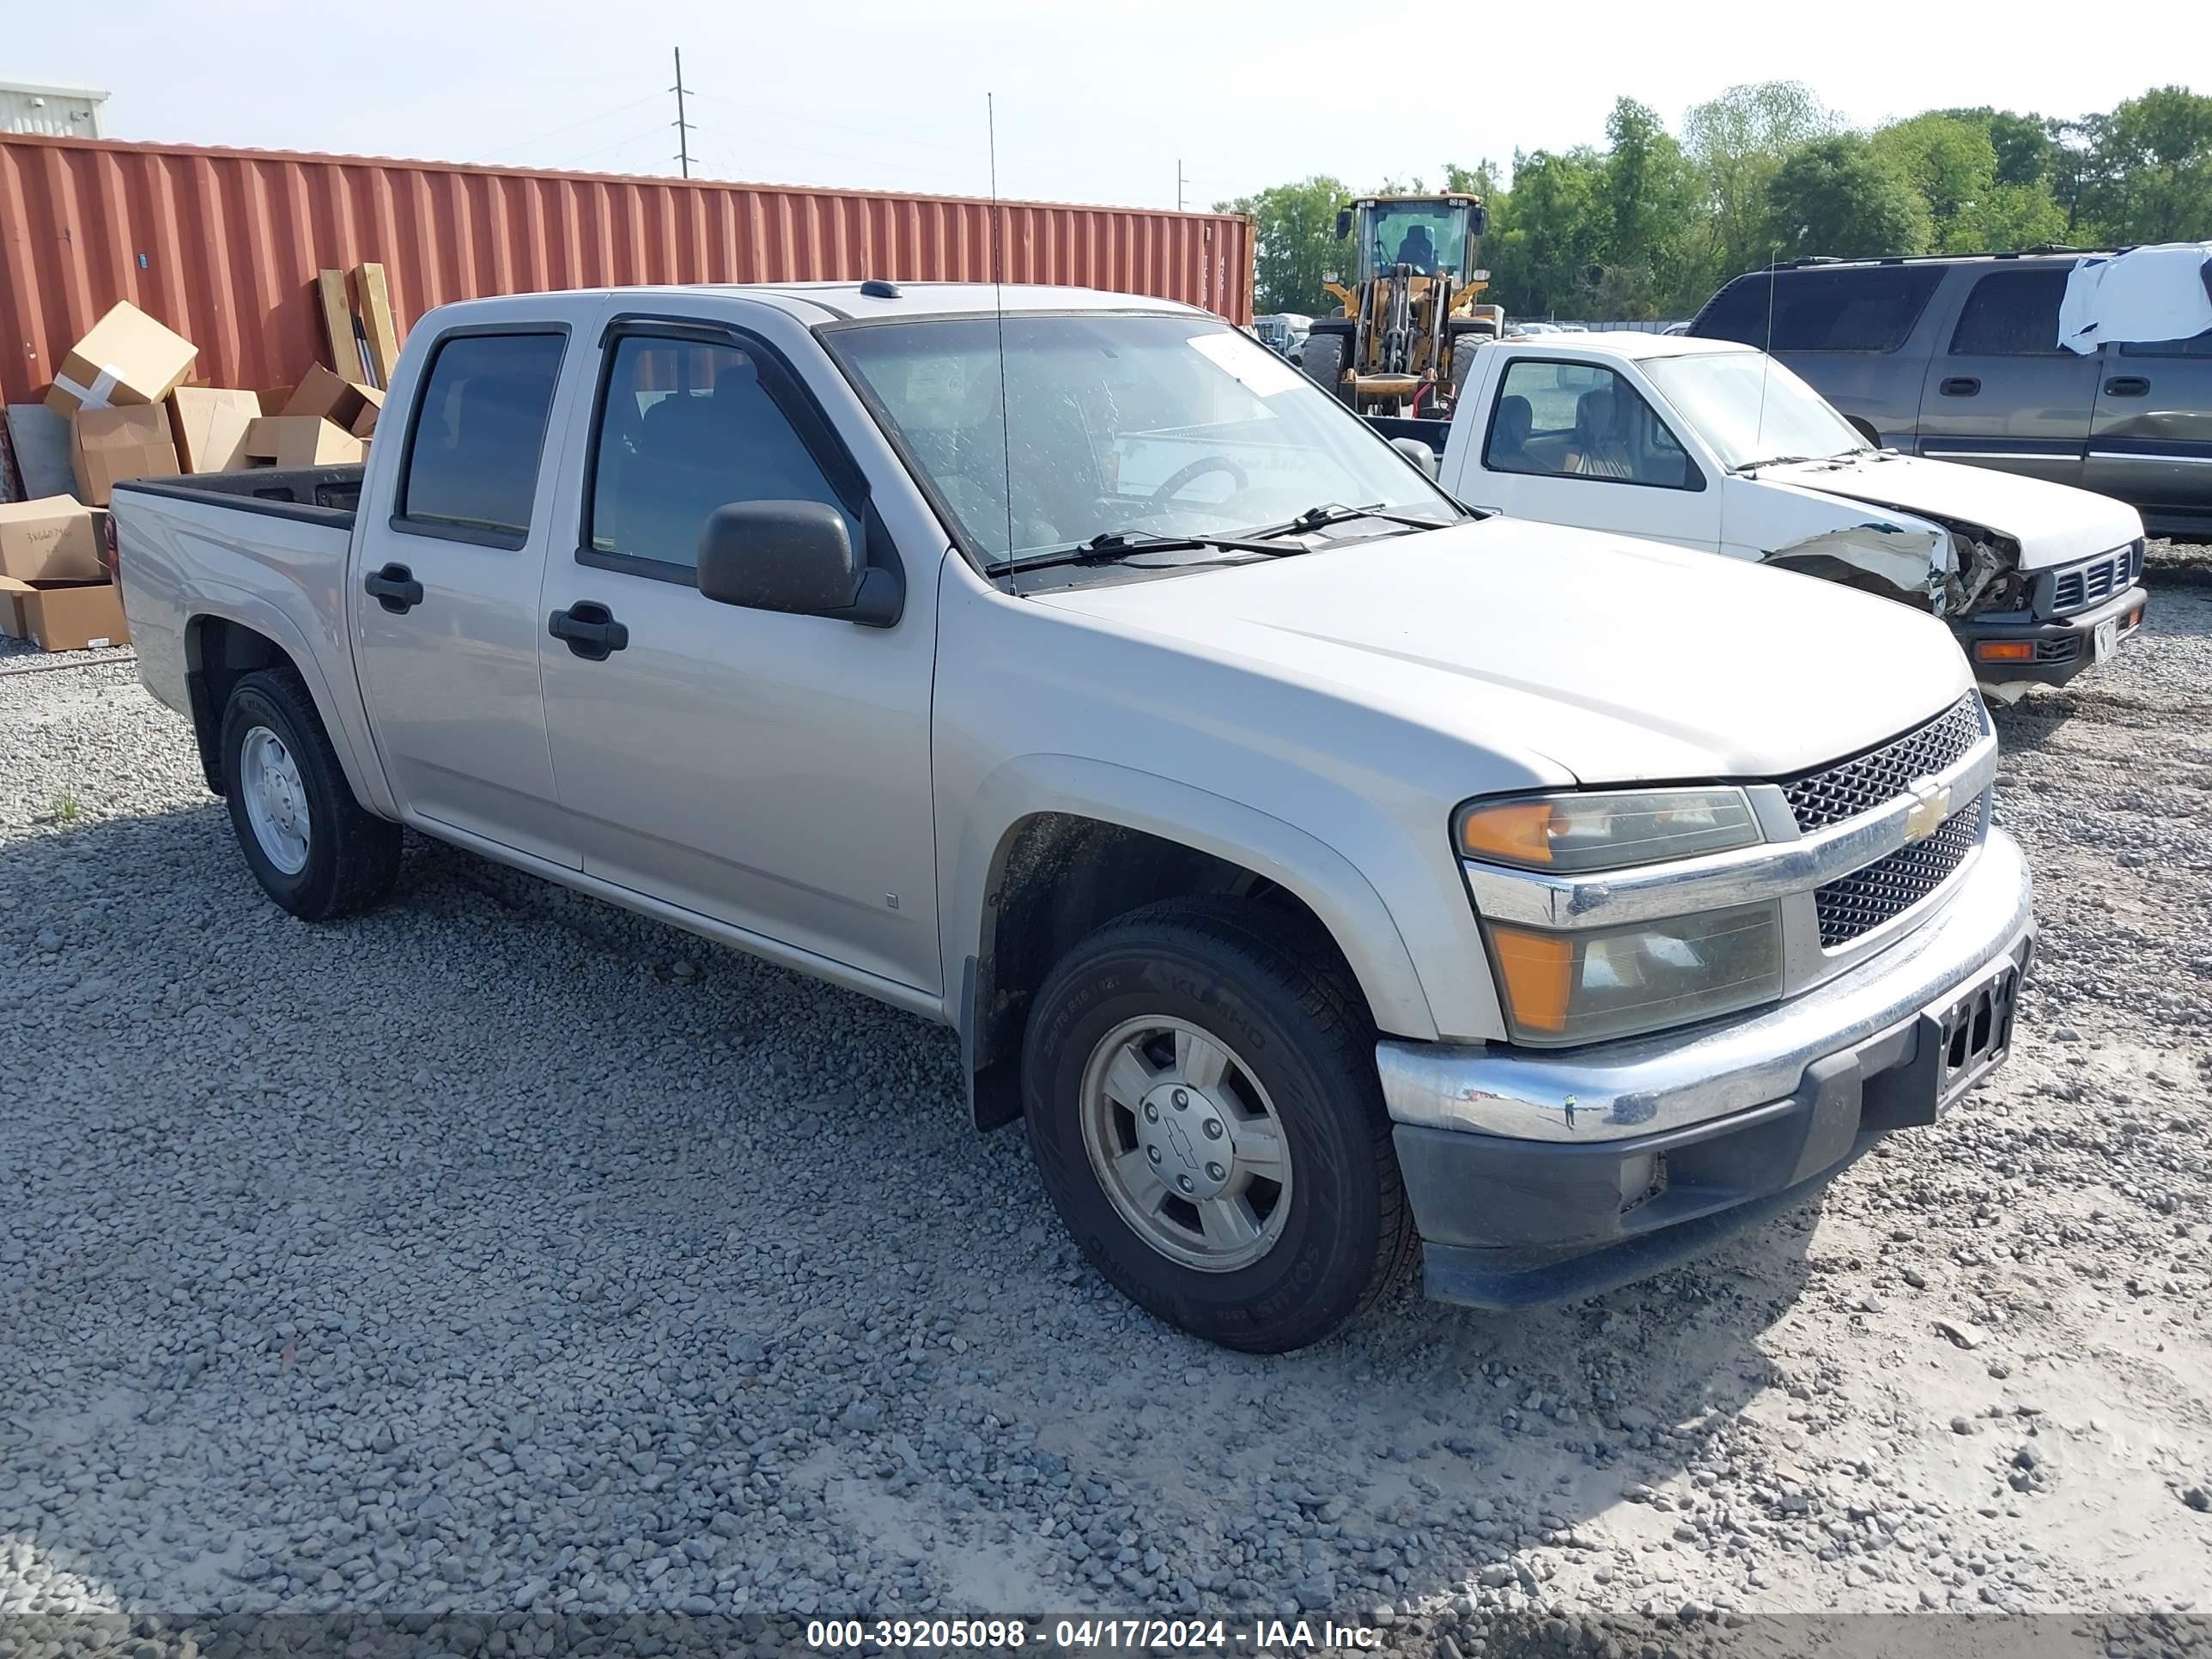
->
[[0, 134, 1255, 405]]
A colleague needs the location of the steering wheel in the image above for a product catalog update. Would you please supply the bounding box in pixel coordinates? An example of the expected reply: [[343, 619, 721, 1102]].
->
[[1146, 455, 1249, 509]]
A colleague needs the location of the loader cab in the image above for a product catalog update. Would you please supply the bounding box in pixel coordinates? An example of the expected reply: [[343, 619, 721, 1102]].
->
[[1334, 197, 1487, 283]]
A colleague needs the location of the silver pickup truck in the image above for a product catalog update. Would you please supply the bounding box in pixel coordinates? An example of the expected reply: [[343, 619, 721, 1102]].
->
[[109, 283, 2036, 1352]]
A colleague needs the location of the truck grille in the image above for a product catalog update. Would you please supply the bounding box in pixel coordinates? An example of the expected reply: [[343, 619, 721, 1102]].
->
[[1781, 694, 1985, 834], [2047, 541, 2142, 617], [1813, 802, 1981, 947]]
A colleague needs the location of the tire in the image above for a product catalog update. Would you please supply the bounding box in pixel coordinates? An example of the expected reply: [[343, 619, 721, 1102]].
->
[[1020, 896, 1416, 1352], [1300, 331, 1349, 405], [1447, 325, 1493, 411], [219, 667, 401, 921]]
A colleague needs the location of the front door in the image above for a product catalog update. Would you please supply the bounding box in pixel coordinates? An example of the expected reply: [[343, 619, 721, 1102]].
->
[[2084, 331, 2212, 529], [535, 322, 942, 995], [351, 325, 582, 867], [1465, 356, 1720, 550], [1916, 266, 2099, 488]]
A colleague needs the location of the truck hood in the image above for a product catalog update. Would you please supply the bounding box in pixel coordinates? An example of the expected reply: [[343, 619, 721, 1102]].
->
[[1029, 519, 1971, 786], [1757, 453, 2142, 570]]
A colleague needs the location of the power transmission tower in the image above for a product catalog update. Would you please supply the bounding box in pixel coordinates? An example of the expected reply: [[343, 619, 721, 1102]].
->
[[672, 48, 694, 179]]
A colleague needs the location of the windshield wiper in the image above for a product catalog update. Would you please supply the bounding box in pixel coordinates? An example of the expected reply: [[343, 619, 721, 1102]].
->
[[1730, 454, 1815, 473], [987, 527, 1287, 578], [1244, 501, 1454, 541]]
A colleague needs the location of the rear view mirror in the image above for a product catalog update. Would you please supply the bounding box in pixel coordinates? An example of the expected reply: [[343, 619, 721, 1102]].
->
[[1335, 210, 1352, 240], [1469, 205, 1488, 236], [696, 500, 902, 627]]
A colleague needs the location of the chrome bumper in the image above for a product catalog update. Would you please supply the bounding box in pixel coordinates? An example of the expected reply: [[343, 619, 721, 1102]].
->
[[1377, 827, 2034, 1144]]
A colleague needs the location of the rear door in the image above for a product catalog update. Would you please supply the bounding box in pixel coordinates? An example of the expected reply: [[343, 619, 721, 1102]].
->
[[2084, 329, 2212, 528], [352, 315, 596, 866], [1463, 354, 1719, 550], [1916, 264, 2099, 487]]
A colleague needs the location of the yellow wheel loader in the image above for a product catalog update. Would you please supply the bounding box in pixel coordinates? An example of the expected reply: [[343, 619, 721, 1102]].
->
[[1300, 195, 1503, 417]]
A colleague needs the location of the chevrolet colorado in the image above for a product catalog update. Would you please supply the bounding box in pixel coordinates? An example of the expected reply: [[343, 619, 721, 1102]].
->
[[108, 283, 2035, 1352]]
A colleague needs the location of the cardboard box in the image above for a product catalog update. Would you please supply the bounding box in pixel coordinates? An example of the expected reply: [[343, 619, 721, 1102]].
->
[[245, 415, 365, 469], [168, 387, 263, 473], [71, 405, 179, 507], [0, 495, 102, 582], [43, 301, 199, 418], [258, 386, 295, 416], [0, 576, 129, 651], [285, 364, 377, 431], [349, 385, 386, 439]]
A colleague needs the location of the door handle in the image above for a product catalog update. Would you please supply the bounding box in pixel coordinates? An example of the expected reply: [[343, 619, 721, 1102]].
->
[[1939, 377, 1981, 397], [548, 600, 629, 661], [363, 562, 423, 614], [2103, 375, 2149, 397]]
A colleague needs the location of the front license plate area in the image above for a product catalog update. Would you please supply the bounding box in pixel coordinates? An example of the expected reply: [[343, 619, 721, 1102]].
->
[[1931, 963, 2020, 1111], [2094, 617, 2118, 661]]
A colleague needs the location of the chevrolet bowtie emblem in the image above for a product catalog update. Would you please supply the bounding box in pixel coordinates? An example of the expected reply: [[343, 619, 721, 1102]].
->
[[1904, 778, 1952, 843]]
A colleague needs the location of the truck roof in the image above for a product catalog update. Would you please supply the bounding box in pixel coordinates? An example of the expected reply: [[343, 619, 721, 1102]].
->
[[599, 281, 1212, 325], [1502, 331, 1753, 362]]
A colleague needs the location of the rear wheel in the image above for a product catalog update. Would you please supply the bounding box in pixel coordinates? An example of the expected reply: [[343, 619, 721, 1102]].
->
[[1300, 331, 1350, 405], [1021, 896, 1414, 1352], [1447, 325, 1493, 413], [220, 669, 401, 921]]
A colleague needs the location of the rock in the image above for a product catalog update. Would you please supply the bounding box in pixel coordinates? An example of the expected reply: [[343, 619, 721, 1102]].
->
[[1936, 1318, 1987, 1351]]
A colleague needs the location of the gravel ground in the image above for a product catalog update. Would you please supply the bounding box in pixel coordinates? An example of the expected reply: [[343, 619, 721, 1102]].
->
[[2, 551, 2209, 1654]]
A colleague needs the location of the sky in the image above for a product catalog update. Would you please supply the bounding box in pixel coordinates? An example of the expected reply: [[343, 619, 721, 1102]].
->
[[11, 0, 2203, 210]]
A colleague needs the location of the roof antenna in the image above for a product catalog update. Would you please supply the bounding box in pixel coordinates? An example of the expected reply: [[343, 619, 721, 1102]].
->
[[988, 91, 1018, 594], [1753, 240, 1780, 464]]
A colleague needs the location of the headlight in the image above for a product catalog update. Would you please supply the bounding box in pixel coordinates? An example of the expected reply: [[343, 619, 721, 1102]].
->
[[1486, 902, 1784, 1046], [1455, 787, 1760, 873]]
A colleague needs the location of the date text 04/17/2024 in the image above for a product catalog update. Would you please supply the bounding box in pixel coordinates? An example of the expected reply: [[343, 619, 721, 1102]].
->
[[804, 1617, 1382, 1650]]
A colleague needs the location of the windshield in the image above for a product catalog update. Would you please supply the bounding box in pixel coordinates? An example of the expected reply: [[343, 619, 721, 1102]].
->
[[828, 313, 1457, 570], [1642, 349, 1869, 470], [1358, 203, 1467, 280]]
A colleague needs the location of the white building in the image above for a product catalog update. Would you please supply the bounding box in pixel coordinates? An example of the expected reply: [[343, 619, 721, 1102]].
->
[[1, 82, 107, 139]]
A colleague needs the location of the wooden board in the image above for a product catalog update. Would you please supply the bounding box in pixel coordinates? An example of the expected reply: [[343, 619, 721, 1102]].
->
[[351, 263, 402, 389], [4, 404, 76, 499], [316, 269, 367, 381]]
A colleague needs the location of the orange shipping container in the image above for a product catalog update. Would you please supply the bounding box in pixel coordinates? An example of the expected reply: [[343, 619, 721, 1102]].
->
[[0, 135, 1256, 406]]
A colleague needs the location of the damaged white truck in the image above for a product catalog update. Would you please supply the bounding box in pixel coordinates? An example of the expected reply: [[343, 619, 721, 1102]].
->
[[1424, 331, 2150, 697]]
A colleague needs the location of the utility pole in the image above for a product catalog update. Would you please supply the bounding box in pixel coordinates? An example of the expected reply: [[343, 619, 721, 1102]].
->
[[1176, 159, 1187, 213], [672, 47, 693, 179]]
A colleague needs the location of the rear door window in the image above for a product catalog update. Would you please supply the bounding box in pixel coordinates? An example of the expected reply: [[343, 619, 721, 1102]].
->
[[1949, 268, 2069, 356], [1692, 267, 1945, 353], [398, 332, 566, 546], [2119, 330, 2212, 357]]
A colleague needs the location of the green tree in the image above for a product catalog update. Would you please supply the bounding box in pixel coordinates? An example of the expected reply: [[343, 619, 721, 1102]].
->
[[1931, 106, 2063, 189], [1944, 183, 2069, 252], [2082, 86, 2212, 243], [1597, 99, 1709, 315], [1765, 134, 1933, 259], [1871, 114, 1996, 221], [1214, 174, 1350, 314], [1482, 147, 1608, 318], [1684, 81, 1842, 277]]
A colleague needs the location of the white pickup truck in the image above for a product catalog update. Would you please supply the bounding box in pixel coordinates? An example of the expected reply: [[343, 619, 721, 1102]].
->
[[1395, 331, 2150, 698], [109, 283, 2035, 1352]]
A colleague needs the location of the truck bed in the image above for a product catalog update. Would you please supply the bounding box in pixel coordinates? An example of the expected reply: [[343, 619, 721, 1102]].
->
[[117, 464, 365, 523]]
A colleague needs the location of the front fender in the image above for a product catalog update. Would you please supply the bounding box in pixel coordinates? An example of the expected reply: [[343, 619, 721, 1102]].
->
[[186, 581, 397, 818], [945, 752, 1441, 1044]]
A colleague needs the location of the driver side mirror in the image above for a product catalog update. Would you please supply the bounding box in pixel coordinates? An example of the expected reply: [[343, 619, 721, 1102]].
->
[[696, 500, 902, 628], [1335, 209, 1352, 240], [1469, 205, 1488, 236]]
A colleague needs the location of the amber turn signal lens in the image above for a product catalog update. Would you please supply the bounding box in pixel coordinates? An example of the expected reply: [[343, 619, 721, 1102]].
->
[[2130, 607, 2144, 627], [1457, 801, 1558, 866], [1973, 641, 2035, 664], [1486, 925, 1574, 1033]]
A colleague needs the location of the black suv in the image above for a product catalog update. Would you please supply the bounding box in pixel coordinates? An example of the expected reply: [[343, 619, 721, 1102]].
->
[[1688, 252, 2212, 539]]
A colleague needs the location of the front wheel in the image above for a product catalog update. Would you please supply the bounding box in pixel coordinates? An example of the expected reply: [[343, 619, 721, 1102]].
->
[[1021, 897, 1414, 1351], [1299, 331, 1351, 405]]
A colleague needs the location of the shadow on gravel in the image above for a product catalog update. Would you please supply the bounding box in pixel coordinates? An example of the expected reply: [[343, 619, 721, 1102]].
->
[[3, 800, 1826, 1628]]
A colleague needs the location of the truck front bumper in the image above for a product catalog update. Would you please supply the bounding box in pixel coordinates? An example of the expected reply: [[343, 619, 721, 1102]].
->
[[1956, 584, 2148, 690], [1376, 829, 2035, 1310]]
